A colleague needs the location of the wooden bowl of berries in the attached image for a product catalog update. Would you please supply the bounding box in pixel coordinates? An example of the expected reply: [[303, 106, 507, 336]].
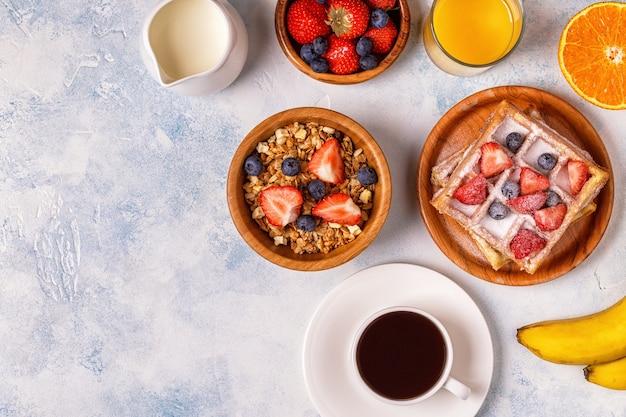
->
[[227, 107, 391, 271], [275, 0, 410, 84]]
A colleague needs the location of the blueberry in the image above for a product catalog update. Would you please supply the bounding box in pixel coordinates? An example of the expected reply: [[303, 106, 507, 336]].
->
[[310, 56, 329, 73], [314, 0, 326, 3], [537, 153, 557, 171], [300, 43, 317, 64], [356, 37, 373, 56], [296, 214, 317, 232], [281, 157, 300, 176], [545, 190, 562, 207], [244, 154, 263, 176], [370, 8, 389, 29], [307, 179, 327, 201], [357, 166, 378, 185], [333, 130, 344, 140], [488, 201, 509, 220], [506, 132, 524, 153], [359, 54, 378, 70], [312, 36, 328, 55], [501, 180, 520, 199]]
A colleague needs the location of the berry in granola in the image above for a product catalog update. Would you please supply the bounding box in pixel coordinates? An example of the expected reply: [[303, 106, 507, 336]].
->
[[312, 193, 362, 225], [308, 137, 345, 184], [307, 179, 327, 201], [259, 185, 303, 227], [357, 166, 378, 185], [281, 157, 301, 176], [296, 214, 317, 232], [244, 154, 263, 176]]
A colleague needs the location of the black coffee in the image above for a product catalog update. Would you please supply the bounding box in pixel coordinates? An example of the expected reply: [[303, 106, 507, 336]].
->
[[356, 310, 447, 400]]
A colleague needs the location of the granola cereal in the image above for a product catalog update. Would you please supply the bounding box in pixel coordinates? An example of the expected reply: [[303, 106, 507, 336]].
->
[[242, 121, 376, 254]]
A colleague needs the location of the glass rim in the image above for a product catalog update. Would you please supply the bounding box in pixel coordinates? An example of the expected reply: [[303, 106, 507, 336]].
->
[[428, 0, 526, 69]]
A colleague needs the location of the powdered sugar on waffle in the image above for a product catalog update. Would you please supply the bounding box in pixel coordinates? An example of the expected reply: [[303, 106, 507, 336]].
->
[[431, 100, 609, 274]]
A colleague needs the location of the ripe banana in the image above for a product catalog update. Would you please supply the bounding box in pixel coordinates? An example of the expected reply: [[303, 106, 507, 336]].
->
[[516, 296, 626, 365], [584, 356, 626, 390]]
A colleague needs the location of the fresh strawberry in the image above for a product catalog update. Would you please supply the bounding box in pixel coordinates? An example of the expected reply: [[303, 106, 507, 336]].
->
[[365, 0, 396, 9], [509, 229, 547, 259], [534, 203, 567, 232], [479, 142, 512, 178], [453, 174, 487, 205], [312, 193, 361, 225], [362, 18, 398, 54], [259, 185, 303, 227], [308, 138, 345, 183], [287, 0, 331, 45], [519, 167, 550, 195], [567, 160, 588, 195], [508, 191, 547, 214], [327, 0, 370, 39], [321, 34, 360, 74]]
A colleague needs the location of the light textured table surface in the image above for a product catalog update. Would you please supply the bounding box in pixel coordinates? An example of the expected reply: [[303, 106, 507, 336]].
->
[[2, 0, 626, 416]]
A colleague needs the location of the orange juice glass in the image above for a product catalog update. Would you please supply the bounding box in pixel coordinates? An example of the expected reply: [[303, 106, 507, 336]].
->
[[423, 0, 524, 76]]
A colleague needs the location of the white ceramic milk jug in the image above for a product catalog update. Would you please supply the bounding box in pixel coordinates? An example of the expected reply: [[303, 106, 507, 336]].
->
[[141, 0, 248, 96]]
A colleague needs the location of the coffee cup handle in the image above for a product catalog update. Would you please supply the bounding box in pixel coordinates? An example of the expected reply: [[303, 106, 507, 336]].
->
[[443, 376, 471, 400]]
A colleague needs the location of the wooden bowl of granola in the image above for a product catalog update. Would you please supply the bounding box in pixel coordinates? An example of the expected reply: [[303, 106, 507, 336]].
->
[[227, 107, 391, 271], [275, 0, 410, 84]]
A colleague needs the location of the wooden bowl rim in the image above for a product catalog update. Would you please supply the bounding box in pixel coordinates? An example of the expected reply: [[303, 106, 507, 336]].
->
[[274, 0, 411, 85], [227, 107, 392, 271]]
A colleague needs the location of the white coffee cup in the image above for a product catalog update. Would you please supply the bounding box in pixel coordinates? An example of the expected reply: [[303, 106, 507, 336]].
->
[[352, 306, 471, 404]]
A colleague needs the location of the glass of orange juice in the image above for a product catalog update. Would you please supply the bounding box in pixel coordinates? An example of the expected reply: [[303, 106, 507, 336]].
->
[[423, 0, 524, 76]]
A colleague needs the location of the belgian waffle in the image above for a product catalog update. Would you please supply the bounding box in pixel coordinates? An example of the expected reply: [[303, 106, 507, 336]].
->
[[431, 100, 609, 274]]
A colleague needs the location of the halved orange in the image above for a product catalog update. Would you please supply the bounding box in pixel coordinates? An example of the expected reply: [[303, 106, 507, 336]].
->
[[558, 2, 626, 110]]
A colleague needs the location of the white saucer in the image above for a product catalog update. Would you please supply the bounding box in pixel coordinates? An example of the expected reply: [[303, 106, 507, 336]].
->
[[303, 263, 494, 417]]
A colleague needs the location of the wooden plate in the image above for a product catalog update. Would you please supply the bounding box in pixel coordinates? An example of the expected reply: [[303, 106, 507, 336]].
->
[[417, 86, 614, 286]]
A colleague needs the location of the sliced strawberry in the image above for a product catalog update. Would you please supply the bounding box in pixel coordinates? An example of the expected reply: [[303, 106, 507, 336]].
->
[[308, 138, 345, 184], [259, 186, 303, 227], [312, 193, 361, 225], [568, 160, 588, 195], [453, 174, 488, 205], [507, 191, 547, 214], [479, 142, 512, 178], [509, 229, 547, 259], [534, 203, 567, 232], [519, 167, 550, 195]]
